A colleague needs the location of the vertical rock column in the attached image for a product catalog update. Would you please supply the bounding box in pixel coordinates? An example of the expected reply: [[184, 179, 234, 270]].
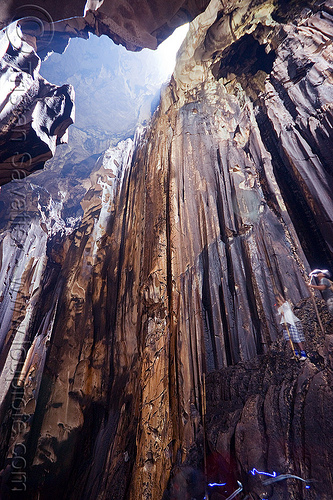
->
[[97, 78, 311, 498], [261, 7, 333, 264]]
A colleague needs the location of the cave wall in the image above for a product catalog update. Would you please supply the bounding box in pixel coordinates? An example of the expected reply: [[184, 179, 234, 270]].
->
[[0, 0, 333, 499]]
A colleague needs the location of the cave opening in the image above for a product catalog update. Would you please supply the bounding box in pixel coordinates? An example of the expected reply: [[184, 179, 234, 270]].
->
[[212, 33, 276, 85], [31, 24, 190, 223], [40, 24, 189, 142], [271, 0, 314, 23]]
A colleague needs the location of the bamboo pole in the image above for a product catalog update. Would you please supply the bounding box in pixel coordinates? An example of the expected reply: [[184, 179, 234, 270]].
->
[[309, 275, 325, 335]]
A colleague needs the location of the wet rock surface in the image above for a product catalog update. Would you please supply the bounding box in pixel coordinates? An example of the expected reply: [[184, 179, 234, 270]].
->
[[0, 1, 332, 500]]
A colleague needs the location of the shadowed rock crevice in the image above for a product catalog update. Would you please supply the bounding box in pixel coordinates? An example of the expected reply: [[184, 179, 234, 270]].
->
[[212, 33, 276, 101], [255, 108, 333, 271]]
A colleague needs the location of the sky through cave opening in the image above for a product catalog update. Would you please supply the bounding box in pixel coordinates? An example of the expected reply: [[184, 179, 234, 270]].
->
[[40, 23, 189, 143]]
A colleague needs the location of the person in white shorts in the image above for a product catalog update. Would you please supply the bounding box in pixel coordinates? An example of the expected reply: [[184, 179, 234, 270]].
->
[[276, 294, 307, 361]]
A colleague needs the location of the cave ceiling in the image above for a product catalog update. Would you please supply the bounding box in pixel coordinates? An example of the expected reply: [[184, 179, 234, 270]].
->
[[0, 0, 211, 51]]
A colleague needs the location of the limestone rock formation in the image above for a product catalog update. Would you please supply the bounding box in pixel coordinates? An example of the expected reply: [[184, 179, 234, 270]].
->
[[0, 22, 75, 187], [0, 0, 210, 52], [0, 1, 333, 500], [206, 301, 333, 500]]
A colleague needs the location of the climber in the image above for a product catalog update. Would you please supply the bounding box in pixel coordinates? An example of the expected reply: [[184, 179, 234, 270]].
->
[[276, 294, 307, 360], [308, 269, 333, 317]]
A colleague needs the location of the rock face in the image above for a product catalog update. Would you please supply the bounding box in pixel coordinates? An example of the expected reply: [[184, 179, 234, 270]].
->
[[0, 0, 210, 52], [206, 300, 333, 500], [0, 22, 75, 187], [0, 1, 333, 500]]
